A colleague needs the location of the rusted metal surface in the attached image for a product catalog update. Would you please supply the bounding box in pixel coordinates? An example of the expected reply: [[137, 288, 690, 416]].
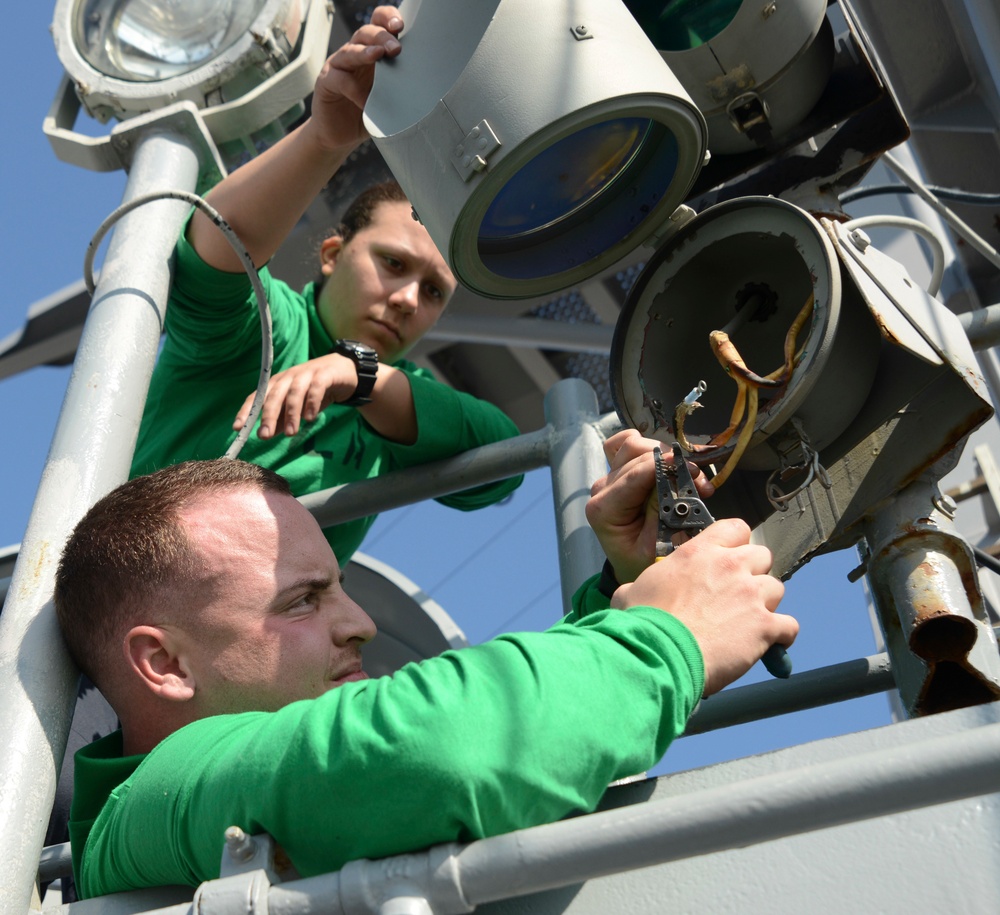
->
[[864, 481, 1000, 716]]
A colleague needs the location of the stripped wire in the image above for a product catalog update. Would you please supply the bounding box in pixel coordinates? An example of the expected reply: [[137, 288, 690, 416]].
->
[[675, 293, 815, 489], [84, 189, 272, 460]]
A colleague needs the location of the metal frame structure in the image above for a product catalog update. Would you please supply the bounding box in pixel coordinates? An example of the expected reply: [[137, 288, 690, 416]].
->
[[19, 392, 1000, 911], [5, 0, 1000, 911]]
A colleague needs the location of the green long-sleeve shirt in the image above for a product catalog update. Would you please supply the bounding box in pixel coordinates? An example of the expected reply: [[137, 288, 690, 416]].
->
[[131, 222, 523, 564], [69, 578, 704, 899]]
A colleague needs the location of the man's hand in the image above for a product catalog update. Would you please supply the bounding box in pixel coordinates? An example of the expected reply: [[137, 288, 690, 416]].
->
[[308, 5, 404, 153], [612, 519, 796, 697], [234, 354, 362, 439], [586, 429, 714, 585]]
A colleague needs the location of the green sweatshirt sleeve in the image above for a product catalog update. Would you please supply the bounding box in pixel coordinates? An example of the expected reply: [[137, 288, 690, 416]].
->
[[77, 607, 704, 897], [383, 367, 524, 509]]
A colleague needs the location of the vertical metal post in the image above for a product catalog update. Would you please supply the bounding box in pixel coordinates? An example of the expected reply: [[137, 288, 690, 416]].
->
[[863, 478, 1000, 717], [0, 129, 199, 912], [544, 378, 608, 614]]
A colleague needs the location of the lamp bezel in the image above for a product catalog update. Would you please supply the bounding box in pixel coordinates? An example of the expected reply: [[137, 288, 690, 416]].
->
[[51, 0, 304, 121], [449, 94, 707, 300]]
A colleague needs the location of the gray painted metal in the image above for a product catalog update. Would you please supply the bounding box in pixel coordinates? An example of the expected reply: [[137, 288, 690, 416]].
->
[[0, 131, 200, 913], [56, 704, 1000, 914], [864, 478, 1000, 715], [543, 379, 610, 613], [426, 314, 614, 354]]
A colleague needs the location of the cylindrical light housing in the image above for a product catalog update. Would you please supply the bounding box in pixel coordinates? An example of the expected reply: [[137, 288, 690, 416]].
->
[[364, 0, 708, 300], [611, 197, 881, 470]]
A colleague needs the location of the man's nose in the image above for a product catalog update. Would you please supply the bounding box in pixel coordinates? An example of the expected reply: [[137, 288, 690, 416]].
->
[[336, 597, 378, 646]]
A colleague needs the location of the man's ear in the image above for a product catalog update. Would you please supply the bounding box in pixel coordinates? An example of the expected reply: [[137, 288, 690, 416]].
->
[[124, 625, 196, 703], [319, 235, 344, 276]]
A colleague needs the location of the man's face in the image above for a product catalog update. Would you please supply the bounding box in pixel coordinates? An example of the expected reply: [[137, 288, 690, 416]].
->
[[315, 200, 457, 363], [173, 487, 377, 717]]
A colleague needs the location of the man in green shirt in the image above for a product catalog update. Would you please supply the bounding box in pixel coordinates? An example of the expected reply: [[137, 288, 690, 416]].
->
[[55, 429, 797, 898], [131, 5, 522, 564]]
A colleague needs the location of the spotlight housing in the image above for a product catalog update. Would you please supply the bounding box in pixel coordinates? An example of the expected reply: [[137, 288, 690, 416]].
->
[[52, 0, 311, 124], [626, 0, 835, 154], [364, 0, 709, 300]]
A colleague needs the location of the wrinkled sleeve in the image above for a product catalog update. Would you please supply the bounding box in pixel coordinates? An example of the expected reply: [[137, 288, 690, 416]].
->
[[382, 367, 524, 509], [161, 211, 303, 367], [78, 606, 704, 897]]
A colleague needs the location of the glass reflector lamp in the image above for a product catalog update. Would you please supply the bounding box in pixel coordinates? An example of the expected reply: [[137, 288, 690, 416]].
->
[[364, 0, 708, 300], [52, 0, 306, 123]]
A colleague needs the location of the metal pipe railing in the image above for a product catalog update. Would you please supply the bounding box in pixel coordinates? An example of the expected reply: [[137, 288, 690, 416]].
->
[[140, 713, 1000, 915], [0, 130, 200, 914]]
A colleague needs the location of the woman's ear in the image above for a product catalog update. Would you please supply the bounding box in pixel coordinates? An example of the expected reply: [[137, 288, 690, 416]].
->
[[124, 625, 196, 703], [319, 235, 345, 276]]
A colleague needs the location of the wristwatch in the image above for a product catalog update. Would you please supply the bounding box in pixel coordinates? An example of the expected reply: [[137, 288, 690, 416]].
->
[[333, 339, 379, 406]]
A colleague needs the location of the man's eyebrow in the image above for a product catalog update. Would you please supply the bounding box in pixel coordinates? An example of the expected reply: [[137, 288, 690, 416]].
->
[[273, 576, 334, 602]]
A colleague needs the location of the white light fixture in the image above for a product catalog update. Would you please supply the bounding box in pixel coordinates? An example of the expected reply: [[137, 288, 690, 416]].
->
[[625, 0, 835, 154], [611, 196, 880, 472], [53, 0, 307, 121], [609, 196, 994, 563], [48, 0, 332, 172], [363, 0, 708, 300]]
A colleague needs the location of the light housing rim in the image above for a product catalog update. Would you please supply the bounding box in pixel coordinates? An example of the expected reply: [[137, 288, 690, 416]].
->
[[51, 0, 304, 121], [449, 95, 708, 300]]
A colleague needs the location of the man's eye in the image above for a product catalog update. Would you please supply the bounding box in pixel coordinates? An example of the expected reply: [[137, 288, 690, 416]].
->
[[424, 283, 444, 302], [288, 594, 319, 613], [383, 255, 403, 270]]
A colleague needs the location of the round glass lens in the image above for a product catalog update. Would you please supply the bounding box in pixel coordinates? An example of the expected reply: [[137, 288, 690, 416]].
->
[[480, 119, 647, 241], [477, 117, 680, 281], [75, 0, 267, 81]]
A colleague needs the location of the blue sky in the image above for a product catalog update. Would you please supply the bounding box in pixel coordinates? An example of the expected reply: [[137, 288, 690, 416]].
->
[[0, 6, 893, 777]]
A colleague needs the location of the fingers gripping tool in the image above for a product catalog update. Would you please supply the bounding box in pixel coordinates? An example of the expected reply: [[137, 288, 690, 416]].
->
[[653, 444, 792, 679]]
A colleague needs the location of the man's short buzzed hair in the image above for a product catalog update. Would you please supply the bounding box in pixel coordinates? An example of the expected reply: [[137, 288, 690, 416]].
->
[[55, 460, 292, 687]]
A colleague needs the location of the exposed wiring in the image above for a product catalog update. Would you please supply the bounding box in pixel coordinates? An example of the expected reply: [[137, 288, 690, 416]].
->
[[840, 214, 946, 297], [676, 294, 814, 490], [84, 189, 272, 461], [672, 382, 706, 453], [840, 183, 1000, 207], [881, 150, 1000, 273]]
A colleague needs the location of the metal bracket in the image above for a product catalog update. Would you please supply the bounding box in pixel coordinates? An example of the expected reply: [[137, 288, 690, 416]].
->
[[452, 119, 502, 182], [218, 827, 288, 884], [766, 419, 831, 512], [45, 87, 226, 190]]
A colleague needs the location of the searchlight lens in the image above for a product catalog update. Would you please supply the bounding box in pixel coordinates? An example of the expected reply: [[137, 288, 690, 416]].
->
[[477, 117, 680, 281], [74, 0, 268, 82], [624, 0, 742, 51]]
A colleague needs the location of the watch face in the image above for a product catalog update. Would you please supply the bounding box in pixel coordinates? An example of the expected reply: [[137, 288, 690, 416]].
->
[[339, 340, 376, 358], [336, 339, 378, 406]]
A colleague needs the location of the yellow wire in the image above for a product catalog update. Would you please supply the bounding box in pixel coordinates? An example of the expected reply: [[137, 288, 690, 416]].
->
[[693, 293, 815, 489]]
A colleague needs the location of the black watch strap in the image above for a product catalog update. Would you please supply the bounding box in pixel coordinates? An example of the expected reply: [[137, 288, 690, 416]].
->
[[333, 339, 379, 406]]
